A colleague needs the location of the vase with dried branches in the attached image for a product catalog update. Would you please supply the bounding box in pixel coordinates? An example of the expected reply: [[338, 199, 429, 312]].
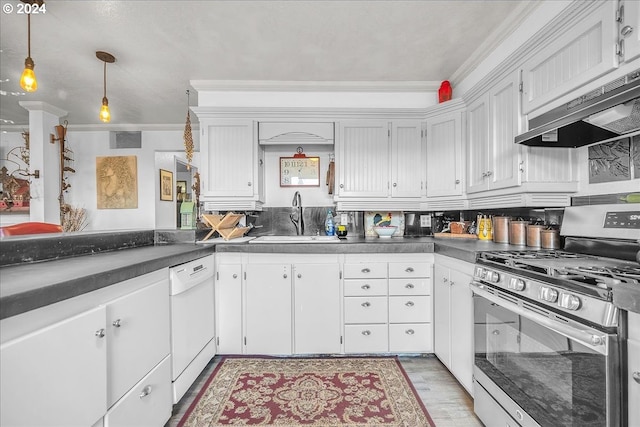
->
[[62, 205, 88, 232]]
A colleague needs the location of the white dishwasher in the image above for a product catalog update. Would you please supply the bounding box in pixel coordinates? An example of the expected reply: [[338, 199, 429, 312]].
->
[[169, 254, 216, 404]]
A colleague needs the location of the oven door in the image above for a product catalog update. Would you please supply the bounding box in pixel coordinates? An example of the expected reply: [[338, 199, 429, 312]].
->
[[471, 281, 620, 427]]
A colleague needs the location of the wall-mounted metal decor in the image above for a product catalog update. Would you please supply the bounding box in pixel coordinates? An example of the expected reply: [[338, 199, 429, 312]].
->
[[589, 138, 631, 183]]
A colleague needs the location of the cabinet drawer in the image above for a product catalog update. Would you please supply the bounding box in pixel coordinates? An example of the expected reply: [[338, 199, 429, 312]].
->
[[389, 278, 430, 296], [343, 263, 387, 279], [344, 279, 387, 296], [105, 355, 172, 427], [344, 324, 388, 353], [389, 296, 431, 323], [389, 262, 431, 278], [389, 323, 432, 353], [344, 297, 388, 324]]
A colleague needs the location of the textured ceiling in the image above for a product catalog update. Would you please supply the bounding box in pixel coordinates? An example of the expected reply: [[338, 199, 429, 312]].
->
[[0, 1, 530, 128]]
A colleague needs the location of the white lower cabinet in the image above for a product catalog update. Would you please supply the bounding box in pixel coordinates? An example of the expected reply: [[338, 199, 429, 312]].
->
[[215, 260, 243, 354], [0, 268, 172, 427], [433, 254, 474, 394], [104, 355, 172, 427], [1, 306, 108, 427]]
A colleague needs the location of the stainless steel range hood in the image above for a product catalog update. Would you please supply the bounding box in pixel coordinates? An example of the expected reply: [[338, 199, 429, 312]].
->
[[515, 70, 640, 148]]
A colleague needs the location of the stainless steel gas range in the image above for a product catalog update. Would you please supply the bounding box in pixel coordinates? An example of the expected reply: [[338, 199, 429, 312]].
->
[[471, 204, 640, 427]]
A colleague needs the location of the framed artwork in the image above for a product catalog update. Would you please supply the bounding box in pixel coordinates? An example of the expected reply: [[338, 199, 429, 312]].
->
[[160, 169, 173, 201], [96, 155, 138, 209], [280, 156, 320, 186], [176, 180, 187, 201]]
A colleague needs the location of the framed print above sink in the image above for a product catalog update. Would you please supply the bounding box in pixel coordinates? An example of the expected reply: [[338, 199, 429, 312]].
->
[[280, 156, 320, 186]]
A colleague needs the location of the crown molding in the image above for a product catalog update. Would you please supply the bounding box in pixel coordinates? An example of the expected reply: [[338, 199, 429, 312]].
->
[[190, 80, 440, 93], [191, 106, 428, 120]]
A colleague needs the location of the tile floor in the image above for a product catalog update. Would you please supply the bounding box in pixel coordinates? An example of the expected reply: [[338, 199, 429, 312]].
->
[[165, 354, 484, 427]]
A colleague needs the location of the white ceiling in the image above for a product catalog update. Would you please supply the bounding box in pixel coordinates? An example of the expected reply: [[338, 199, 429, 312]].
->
[[0, 0, 533, 129]]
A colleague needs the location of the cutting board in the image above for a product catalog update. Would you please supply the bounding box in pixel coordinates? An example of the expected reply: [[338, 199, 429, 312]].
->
[[434, 232, 478, 239]]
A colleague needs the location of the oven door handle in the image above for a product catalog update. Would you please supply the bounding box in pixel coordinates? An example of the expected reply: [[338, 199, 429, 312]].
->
[[471, 281, 610, 355]]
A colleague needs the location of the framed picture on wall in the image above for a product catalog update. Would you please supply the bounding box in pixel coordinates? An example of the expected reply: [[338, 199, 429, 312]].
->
[[176, 180, 187, 201], [160, 169, 173, 201]]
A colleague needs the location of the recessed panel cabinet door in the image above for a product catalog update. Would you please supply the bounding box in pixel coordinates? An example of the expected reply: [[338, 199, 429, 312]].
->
[[426, 111, 463, 197], [1, 306, 107, 427], [293, 263, 341, 354], [216, 263, 243, 354], [245, 264, 292, 355], [391, 121, 423, 198], [466, 96, 490, 193]]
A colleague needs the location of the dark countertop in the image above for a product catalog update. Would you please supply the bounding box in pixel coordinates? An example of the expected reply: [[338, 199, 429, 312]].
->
[[0, 232, 546, 320]]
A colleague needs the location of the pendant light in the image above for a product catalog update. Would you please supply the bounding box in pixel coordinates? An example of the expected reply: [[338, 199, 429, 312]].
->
[[96, 51, 115, 123], [19, 1, 43, 92]]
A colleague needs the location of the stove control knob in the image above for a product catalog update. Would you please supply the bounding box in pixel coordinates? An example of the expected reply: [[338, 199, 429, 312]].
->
[[486, 271, 500, 283], [558, 292, 581, 311], [508, 278, 526, 291], [539, 286, 558, 302], [590, 335, 605, 346], [474, 267, 485, 278]]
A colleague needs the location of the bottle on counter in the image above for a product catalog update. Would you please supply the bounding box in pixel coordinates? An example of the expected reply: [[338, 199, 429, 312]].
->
[[325, 209, 335, 236]]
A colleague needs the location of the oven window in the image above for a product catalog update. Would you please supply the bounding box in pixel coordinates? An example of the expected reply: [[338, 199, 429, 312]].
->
[[474, 295, 608, 427]]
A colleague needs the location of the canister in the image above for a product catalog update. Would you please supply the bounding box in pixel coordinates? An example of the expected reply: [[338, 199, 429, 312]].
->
[[492, 216, 511, 243], [541, 228, 560, 249], [526, 224, 545, 248], [509, 220, 529, 246]]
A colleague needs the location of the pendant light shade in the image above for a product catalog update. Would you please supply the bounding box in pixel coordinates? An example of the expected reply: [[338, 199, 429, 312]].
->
[[96, 51, 115, 123], [20, 12, 37, 92]]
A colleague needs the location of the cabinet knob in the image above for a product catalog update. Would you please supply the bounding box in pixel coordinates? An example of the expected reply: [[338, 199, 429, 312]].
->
[[622, 25, 634, 37], [361, 268, 370, 273], [340, 184, 344, 188], [633, 372, 640, 384], [405, 301, 415, 307], [361, 330, 371, 336], [112, 319, 122, 328], [405, 329, 415, 335], [405, 267, 414, 273], [247, 182, 252, 186], [450, 281, 455, 286], [481, 172, 487, 178], [361, 284, 371, 290], [455, 179, 460, 184], [95, 329, 106, 338], [232, 273, 238, 279], [393, 182, 397, 187], [361, 302, 371, 308], [486, 171, 493, 176], [443, 277, 448, 282], [139, 385, 152, 399], [405, 283, 414, 289], [283, 274, 288, 279], [297, 273, 302, 278]]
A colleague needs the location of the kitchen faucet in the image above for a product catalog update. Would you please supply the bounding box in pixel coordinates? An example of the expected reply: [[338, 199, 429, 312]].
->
[[290, 191, 304, 235]]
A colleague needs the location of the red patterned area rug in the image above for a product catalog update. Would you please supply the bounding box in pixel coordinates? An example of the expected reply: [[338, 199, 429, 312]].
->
[[178, 356, 435, 426]]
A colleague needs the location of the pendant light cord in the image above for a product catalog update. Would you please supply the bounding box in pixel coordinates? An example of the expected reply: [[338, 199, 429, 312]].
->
[[27, 13, 31, 58], [103, 61, 107, 99]]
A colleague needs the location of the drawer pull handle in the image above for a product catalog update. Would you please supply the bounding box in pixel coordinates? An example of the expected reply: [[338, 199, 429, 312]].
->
[[405, 301, 415, 307], [405, 267, 414, 273], [361, 268, 371, 273], [406, 329, 415, 335], [95, 329, 106, 338], [139, 385, 152, 398], [633, 372, 640, 384], [361, 302, 371, 307], [405, 283, 414, 289], [112, 319, 122, 328], [362, 330, 371, 336], [361, 284, 371, 290]]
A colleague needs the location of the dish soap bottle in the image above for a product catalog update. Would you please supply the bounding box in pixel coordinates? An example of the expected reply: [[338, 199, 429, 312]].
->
[[325, 209, 335, 236]]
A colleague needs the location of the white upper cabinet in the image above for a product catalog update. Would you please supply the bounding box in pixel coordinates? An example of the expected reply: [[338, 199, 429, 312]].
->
[[425, 102, 465, 198], [197, 118, 264, 210], [620, 0, 640, 63], [336, 120, 423, 206], [466, 71, 522, 194], [521, 0, 619, 115]]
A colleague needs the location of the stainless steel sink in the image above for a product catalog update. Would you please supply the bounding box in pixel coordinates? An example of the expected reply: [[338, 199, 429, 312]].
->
[[249, 235, 340, 243]]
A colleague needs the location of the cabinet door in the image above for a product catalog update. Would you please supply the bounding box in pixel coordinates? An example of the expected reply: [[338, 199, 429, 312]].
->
[[216, 263, 243, 354], [521, 1, 618, 114], [293, 263, 341, 354], [449, 268, 474, 394], [426, 111, 463, 197], [488, 72, 522, 191], [1, 306, 107, 427], [245, 264, 292, 355], [201, 119, 255, 197], [466, 96, 490, 193], [433, 264, 451, 368], [621, 0, 640, 63], [108, 279, 171, 407], [337, 121, 390, 197], [628, 338, 640, 427], [391, 121, 423, 198]]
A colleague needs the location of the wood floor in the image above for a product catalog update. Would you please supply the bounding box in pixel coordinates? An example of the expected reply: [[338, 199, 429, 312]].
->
[[165, 354, 484, 427]]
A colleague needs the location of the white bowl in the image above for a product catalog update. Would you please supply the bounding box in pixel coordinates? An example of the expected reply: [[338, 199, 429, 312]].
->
[[373, 225, 397, 238]]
